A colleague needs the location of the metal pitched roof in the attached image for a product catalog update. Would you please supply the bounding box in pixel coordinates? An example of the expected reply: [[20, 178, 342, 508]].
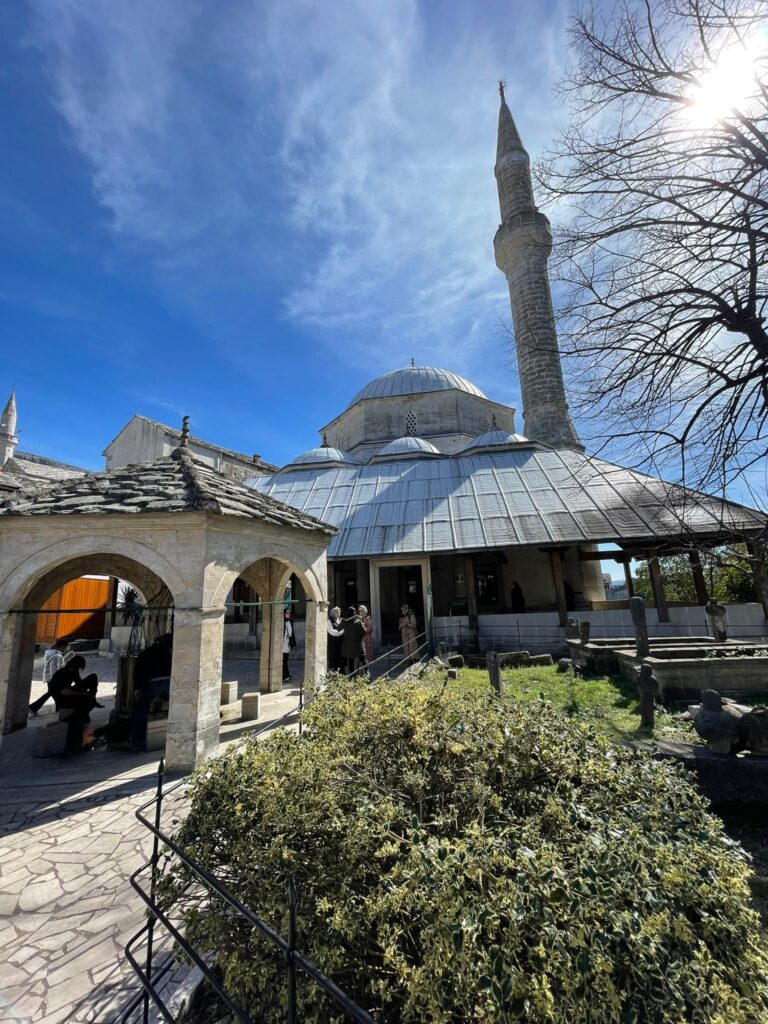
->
[[252, 447, 764, 558]]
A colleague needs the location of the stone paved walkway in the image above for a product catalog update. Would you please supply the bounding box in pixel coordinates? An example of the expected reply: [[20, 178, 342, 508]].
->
[[0, 653, 303, 1024]]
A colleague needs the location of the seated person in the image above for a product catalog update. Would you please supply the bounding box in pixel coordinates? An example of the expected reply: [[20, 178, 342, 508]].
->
[[131, 634, 173, 751], [50, 655, 103, 721]]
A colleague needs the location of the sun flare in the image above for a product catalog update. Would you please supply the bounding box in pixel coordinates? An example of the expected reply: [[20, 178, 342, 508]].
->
[[686, 33, 764, 128]]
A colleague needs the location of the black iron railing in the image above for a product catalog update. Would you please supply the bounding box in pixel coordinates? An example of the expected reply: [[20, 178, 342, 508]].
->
[[121, 759, 376, 1024]]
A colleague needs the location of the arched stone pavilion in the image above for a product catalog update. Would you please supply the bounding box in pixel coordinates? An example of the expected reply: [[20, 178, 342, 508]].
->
[[0, 443, 335, 770]]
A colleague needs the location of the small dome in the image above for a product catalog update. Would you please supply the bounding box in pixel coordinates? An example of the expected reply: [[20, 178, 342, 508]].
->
[[373, 436, 442, 460], [347, 365, 486, 408], [284, 446, 360, 470], [461, 429, 529, 453]]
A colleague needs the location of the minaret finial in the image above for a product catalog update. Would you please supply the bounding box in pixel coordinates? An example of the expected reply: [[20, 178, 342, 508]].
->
[[180, 415, 190, 447], [498, 79, 506, 103]]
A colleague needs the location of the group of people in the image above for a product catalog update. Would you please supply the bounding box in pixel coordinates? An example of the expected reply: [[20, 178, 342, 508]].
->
[[326, 603, 419, 676], [326, 604, 373, 676]]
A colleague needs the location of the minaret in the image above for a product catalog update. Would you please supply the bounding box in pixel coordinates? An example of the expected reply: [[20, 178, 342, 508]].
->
[[493, 83, 582, 450], [0, 389, 18, 467]]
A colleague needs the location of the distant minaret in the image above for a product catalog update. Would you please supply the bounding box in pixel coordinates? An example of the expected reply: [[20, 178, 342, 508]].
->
[[493, 83, 582, 450], [0, 389, 19, 467]]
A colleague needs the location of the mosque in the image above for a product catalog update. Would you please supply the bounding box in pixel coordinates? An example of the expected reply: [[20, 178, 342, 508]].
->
[[0, 91, 765, 766], [249, 88, 767, 649]]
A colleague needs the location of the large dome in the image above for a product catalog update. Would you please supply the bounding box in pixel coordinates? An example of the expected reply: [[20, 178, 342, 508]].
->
[[347, 365, 486, 408]]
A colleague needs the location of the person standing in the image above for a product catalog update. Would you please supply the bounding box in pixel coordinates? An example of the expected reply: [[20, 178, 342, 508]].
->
[[509, 581, 526, 614], [327, 607, 345, 672], [358, 605, 373, 663], [282, 607, 295, 683], [29, 637, 71, 716], [340, 606, 366, 676], [399, 605, 418, 663]]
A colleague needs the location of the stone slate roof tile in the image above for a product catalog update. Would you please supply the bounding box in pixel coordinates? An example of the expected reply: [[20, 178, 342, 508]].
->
[[0, 448, 336, 535]]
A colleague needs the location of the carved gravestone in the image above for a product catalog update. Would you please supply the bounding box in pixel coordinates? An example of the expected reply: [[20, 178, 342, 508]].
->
[[693, 689, 743, 754], [564, 618, 580, 641], [579, 620, 591, 644], [630, 595, 650, 660], [740, 708, 768, 755], [637, 664, 657, 729], [705, 598, 728, 644]]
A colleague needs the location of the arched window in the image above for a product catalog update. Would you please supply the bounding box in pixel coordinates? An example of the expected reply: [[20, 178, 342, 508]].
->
[[405, 410, 417, 436]]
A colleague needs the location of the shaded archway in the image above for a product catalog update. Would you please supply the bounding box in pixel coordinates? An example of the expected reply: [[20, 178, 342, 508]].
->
[[0, 551, 174, 734]]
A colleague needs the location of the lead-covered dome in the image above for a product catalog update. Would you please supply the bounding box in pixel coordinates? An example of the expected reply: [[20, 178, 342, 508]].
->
[[373, 436, 442, 460], [347, 366, 486, 408], [283, 446, 360, 471], [461, 429, 529, 453]]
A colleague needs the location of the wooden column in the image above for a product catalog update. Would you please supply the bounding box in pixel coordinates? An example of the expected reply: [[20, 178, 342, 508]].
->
[[647, 551, 669, 622], [747, 541, 768, 619], [621, 558, 635, 598], [549, 550, 568, 626], [688, 551, 709, 606]]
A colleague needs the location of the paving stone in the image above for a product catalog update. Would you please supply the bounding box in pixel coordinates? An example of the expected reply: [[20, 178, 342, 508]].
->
[[0, 893, 19, 916], [18, 878, 64, 913]]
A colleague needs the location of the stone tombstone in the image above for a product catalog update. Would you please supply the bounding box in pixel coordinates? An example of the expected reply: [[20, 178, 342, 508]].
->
[[487, 650, 502, 697], [579, 620, 591, 644], [693, 689, 743, 754], [705, 598, 728, 644], [630, 595, 650, 660], [740, 707, 768, 755], [637, 664, 657, 730], [564, 618, 580, 641]]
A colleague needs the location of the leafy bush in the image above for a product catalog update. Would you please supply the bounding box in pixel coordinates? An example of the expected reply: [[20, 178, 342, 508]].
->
[[164, 676, 768, 1023]]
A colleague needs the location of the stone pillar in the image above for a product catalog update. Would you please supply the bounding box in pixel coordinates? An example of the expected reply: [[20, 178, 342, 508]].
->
[[165, 605, 225, 772], [4, 609, 37, 733], [630, 595, 650, 660], [647, 552, 669, 622], [303, 599, 328, 696], [549, 551, 568, 627], [688, 551, 709, 606], [259, 595, 284, 694]]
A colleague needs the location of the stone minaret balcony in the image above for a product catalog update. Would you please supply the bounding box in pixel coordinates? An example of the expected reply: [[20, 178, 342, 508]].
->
[[493, 85, 582, 452]]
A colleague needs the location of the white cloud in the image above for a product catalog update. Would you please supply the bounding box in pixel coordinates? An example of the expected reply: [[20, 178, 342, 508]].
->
[[29, 0, 570, 397]]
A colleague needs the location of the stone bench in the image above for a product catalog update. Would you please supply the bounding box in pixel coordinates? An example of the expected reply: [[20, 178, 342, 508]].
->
[[241, 692, 261, 721]]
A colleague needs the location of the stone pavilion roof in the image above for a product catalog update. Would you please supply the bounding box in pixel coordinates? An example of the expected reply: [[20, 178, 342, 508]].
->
[[0, 447, 336, 535]]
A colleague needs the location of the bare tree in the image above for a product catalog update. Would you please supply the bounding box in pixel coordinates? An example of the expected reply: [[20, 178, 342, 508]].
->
[[537, 0, 768, 506]]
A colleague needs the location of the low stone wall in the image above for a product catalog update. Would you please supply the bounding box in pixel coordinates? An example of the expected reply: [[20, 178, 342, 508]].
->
[[637, 654, 768, 701], [654, 740, 768, 808]]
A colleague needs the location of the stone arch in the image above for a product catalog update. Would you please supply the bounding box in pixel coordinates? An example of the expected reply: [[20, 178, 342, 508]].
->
[[0, 539, 185, 736]]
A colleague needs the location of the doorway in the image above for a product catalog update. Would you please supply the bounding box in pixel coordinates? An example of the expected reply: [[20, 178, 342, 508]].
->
[[378, 564, 425, 645]]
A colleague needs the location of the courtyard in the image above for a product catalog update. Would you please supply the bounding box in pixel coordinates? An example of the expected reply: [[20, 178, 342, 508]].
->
[[0, 653, 303, 1024]]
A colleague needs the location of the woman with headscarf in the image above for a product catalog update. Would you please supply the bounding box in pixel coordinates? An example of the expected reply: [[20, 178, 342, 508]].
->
[[327, 606, 345, 672], [358, 604, 373, 663]]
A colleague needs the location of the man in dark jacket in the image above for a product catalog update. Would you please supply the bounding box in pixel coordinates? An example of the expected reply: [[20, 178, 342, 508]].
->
[[50, 655, 103, 719], [340, 606, 367, 676]]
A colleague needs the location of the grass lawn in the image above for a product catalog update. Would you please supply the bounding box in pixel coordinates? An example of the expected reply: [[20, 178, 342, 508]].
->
[[440, 663, 701, 744]]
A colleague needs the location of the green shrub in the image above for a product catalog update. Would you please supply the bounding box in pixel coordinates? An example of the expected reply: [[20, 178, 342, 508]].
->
[[163, 676, 768, 1023]]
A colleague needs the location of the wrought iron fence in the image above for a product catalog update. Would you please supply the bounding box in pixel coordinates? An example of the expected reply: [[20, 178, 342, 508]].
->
[[120, 759, 377, 1024]]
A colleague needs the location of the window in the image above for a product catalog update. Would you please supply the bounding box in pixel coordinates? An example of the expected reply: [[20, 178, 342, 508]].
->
[[405, 410, 417, 436]]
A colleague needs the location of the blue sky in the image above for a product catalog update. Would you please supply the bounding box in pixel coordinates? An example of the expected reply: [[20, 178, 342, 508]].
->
[[0, 0, 572, 471]]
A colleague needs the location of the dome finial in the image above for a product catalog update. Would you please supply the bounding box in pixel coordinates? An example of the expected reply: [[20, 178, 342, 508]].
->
[[180, 415, 190, 447], [410, 357, 416, 368], [491, 413, 498, 429], [322, 432, 329, 447]]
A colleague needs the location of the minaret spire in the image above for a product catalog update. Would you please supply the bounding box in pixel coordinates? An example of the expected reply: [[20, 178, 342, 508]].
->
[[0, 388, 19, 467], [493, 88, 582, 451]]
